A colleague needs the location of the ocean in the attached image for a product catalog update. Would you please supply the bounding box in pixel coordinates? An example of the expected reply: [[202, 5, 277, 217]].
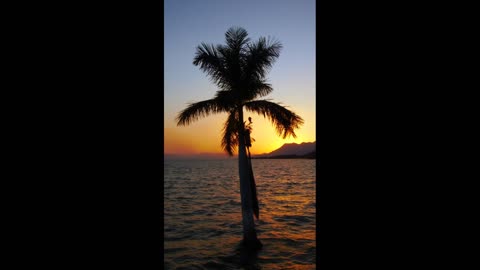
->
[[164, 158, 316, 270]]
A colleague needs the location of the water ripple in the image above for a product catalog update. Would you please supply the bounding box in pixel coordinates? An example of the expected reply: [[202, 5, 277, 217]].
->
[[164, 159, 315, 270]]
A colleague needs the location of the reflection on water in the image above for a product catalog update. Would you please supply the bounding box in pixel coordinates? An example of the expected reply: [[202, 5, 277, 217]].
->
[[164, 159, 315, 270]]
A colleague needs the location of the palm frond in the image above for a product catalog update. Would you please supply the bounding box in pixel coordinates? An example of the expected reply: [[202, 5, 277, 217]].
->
[[193, 43, 230, 89], [216, 44, 243, 91], [245, 79, 273, 100], [244, 100, 304, 139], [221, 110, 240, 156], [244, 37, 282, 81], [225, 27, 250, 51], [214, 90, 238, 106], [176, 99, 227, 126]]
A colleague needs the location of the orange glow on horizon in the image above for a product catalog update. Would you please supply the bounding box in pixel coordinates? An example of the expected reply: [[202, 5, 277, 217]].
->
[[165, 107, 315, 156]]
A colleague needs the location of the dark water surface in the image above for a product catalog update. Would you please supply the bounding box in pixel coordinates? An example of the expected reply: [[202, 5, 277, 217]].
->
[[164, 159, 315, 270]]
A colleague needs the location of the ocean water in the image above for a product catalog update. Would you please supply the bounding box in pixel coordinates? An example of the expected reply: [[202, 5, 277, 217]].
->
[[164, 158, 316, 270]]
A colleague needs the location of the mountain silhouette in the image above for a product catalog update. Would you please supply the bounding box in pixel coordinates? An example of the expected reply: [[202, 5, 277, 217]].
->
[[253, 141, 316, 159]]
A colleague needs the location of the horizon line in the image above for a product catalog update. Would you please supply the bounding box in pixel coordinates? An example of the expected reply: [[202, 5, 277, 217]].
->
[[165, 140, 316, 156]]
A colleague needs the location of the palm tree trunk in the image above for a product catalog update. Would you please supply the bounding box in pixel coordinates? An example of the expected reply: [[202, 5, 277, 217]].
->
[[237, 107, 262, 249]]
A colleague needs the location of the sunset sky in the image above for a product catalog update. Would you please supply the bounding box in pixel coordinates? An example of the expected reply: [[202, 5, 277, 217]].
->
[[164, 0, 315, 156]]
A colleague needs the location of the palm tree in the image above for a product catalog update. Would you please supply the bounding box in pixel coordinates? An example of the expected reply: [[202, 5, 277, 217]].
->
[[176, 27, 304, 249]]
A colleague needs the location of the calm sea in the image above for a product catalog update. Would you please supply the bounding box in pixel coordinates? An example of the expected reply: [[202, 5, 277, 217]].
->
[[164, 158, 316, 270]]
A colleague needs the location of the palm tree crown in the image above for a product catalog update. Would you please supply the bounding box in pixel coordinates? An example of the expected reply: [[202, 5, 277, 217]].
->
[[176, 27, 304, 155]]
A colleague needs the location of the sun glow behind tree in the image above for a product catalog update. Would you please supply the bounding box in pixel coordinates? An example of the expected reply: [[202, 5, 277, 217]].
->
[[164, 0, 315, 156]]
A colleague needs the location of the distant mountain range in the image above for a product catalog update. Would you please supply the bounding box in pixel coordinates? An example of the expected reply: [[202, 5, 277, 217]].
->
[[252, 141, 316, 159]]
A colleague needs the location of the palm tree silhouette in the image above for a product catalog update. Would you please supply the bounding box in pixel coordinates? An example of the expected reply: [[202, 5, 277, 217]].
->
[[176, 27, 304, 249]]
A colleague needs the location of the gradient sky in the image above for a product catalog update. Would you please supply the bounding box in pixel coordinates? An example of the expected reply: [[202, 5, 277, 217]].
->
[[164, 0, 315, 155]]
